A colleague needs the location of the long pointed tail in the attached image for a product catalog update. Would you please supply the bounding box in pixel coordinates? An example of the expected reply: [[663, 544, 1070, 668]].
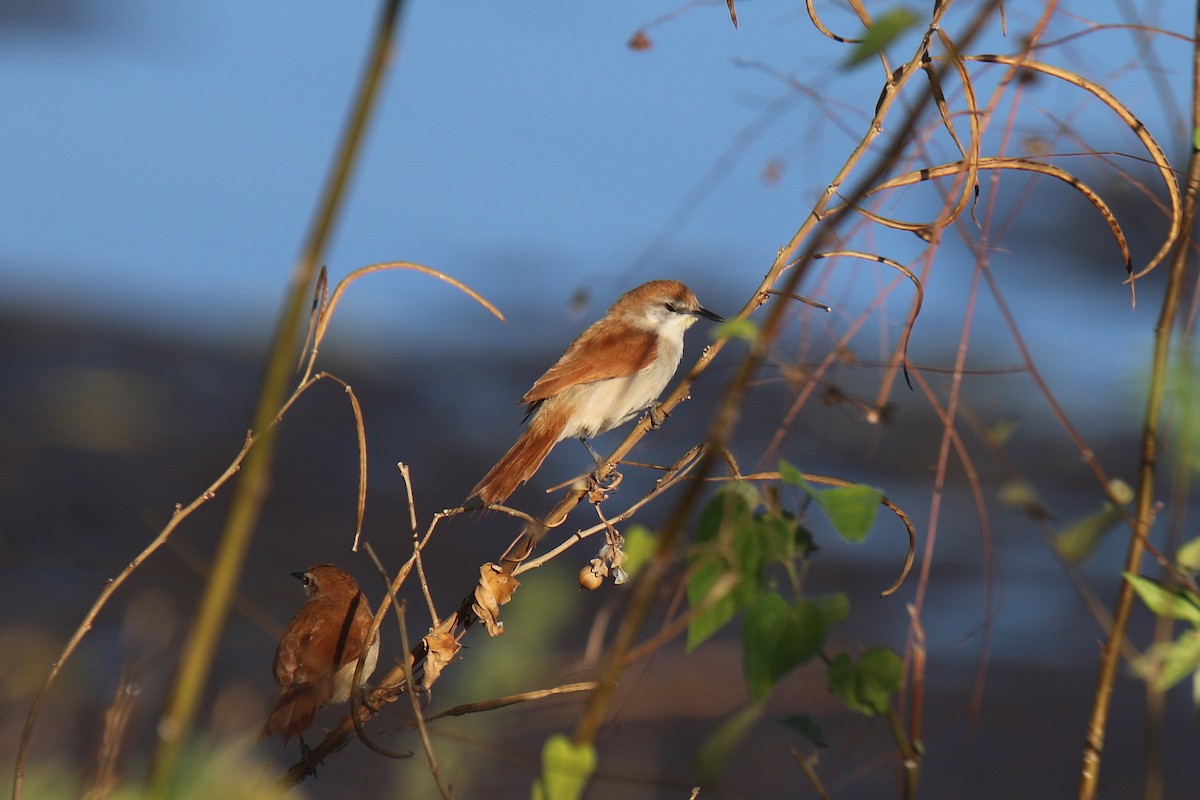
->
[[470, 406, 567, 505]]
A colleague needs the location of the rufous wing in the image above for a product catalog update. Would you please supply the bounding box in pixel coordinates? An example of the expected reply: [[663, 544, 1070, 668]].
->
[[522, 323, 658, 405]]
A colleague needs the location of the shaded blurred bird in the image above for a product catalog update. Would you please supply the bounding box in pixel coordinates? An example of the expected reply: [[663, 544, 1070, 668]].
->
[[470, 279, 722, 505], [261, 564, 379, 743]]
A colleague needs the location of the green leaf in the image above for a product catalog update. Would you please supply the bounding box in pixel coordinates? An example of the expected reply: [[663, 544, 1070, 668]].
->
[[688, 483, 772, 651], [754, 512, 797, 564], [743, 593, 825, 702], [1124, 573, 1200, 624], [619, 524, 656, 579], [1132, 631, 1200, 692], [713, 317, 760, 342], [843, 7, 922, 68], [777, 714, 829, 748], [731, 518, 768, 596], [1054, 505, 1124, 563], [809, 592, 851, 626], [997, 479, 1052, 520], [686, 552, 741, 651], [986, 418, 1019, 447], [828, 647, 903, 716], [1154, 632, 1200, 691], [814, 484, 882, 543], [535, 734, 596, 800], [1177, 537, 1200, 576], [697, 482, 759, 545], [693, 702, 763, 786], [778, 459, 882, 543], [777, 459, 811, 490]]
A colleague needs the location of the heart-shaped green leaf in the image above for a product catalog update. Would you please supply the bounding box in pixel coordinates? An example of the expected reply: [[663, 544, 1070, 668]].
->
[[743, 592, 825, 702], [535, 734, 596, 800]]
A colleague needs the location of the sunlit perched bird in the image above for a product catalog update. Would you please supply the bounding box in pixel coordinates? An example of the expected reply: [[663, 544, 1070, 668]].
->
[[470, 279, 722, 505], [262, 564, 379, 743]]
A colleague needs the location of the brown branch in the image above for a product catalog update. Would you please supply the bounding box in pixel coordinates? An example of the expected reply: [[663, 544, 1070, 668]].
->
[[1077, 11, 1200, 796]]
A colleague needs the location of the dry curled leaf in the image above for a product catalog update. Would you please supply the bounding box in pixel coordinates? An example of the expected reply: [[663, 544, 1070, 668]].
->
[[472, 563, 520, 637], [420, 631, 461, 690]]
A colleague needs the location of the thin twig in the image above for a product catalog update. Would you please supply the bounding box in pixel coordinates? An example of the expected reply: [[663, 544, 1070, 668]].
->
[[421, 682, 599, 723], [789, 745, 831, 800], [364, 544, 448, 796], [398, 463, 439, 621], [513, 446, 705, 575]]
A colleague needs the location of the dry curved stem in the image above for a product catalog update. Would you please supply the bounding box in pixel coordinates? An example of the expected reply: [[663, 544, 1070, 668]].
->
[[1032, 21, 1193, 52], [309, 373, 370, 551], [764, 262, 913, 461], [863, 157, 1133, 274], [927, 27, 982, 228], [805, 475, 916, 597], [966, 53, 1181, 281], [804, 0, 865, 43], [812, 250, 924, 396], [302, 261, 504, 383]]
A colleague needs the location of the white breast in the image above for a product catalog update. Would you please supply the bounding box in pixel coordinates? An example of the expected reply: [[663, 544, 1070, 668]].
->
[[329, 633, 380, 703], [555, 316, 689, 439]]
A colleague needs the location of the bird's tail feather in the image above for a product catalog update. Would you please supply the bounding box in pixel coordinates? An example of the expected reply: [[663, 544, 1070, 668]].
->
[[261, 684, 323, 743], [470, 406, 566, 505]]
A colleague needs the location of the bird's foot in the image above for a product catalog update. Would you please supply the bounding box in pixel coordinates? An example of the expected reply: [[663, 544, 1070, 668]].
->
[[647, 403, 668, 428], [588, 467, 622, 503], [298, 735, 320, 777]]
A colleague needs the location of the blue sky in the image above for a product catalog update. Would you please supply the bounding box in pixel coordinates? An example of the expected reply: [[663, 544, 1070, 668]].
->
[[2, 2, 832, 340], [0, 0, 1188, 377]]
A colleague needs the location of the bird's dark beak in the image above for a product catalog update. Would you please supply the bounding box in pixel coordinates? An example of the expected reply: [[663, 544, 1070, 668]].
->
[[695, 306, 724, 323], [289, 570, 306, 581]]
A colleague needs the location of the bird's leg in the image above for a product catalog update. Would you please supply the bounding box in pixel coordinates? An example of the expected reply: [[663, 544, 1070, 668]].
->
[[579, 437, 622, 499], [298, 735, 320, 777], [647, 402, 668, 428], [579, 437, 604, 466]]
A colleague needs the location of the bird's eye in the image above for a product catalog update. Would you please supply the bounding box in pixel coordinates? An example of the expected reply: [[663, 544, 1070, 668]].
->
[[664, 302, 677, 313], [302, 575, 312, 587]]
